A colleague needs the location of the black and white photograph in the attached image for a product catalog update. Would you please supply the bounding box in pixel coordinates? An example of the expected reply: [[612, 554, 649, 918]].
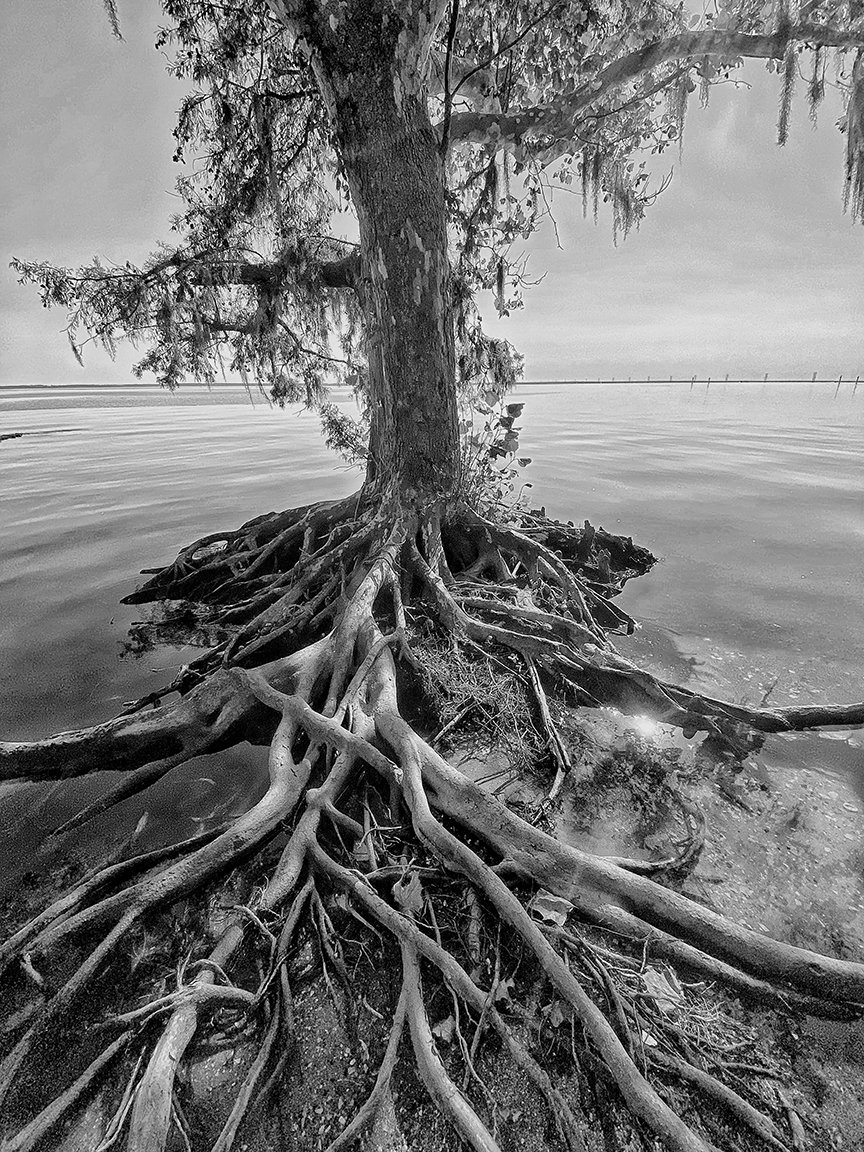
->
[[1, 2, 862, 1150]]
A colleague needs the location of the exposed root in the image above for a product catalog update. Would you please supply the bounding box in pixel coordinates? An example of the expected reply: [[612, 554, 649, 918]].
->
[[0, 1034, 132, 1152], [400, 929, 501, 1152], [373, 660, 712, 1152], [322, 973, 408, 1152], [0, 637, 331, 784], [525, 656, 573, 802], [652, 1052, 788, 1152], [310, 846, 586, 1152], [92, 1052, 145, 1152], [48, 755, 193, 838], [0, 823, 228, 981], [418, 739, 864, 1004], [1, 493, 861, 1151]]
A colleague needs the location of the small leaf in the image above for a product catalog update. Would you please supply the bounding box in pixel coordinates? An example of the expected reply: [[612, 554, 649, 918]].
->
[[548, 999, 572, 1028], [517, 457, 532, 467], [492, 977, 515, 1004], [528, 891, 574, 927], [432, 1015, 455, 1043], [393, 872, 424, 916], [642, 966, 684, 1015]]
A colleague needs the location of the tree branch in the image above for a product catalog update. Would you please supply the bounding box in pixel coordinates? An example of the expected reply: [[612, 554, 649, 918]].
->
[[196, 250, 359, 291], [439, 0, 461, 156], [446, 23, 864, 146]]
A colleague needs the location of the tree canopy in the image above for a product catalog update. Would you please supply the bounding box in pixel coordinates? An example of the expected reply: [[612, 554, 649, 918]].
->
[[13, 1, 864, 419]]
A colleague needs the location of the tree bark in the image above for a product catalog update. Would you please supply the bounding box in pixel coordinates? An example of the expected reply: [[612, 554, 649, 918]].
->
[[282, 3, 461, 502]]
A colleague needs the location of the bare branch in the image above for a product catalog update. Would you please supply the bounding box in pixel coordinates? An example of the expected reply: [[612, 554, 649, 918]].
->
[[446, 23, 864, 146]]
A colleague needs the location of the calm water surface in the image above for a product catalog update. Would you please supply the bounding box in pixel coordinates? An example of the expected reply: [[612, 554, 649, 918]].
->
[[0, 381, 861, 878]]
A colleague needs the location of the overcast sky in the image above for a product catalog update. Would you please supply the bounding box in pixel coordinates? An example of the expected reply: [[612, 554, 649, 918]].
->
[[1, 1, 862, 383]]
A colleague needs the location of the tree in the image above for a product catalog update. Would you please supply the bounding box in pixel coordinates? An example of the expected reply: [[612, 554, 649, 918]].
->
[[3, 2, 864, 1150]]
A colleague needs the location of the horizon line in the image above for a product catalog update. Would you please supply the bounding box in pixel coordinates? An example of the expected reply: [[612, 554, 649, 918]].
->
[[1, 375, 861, 389]]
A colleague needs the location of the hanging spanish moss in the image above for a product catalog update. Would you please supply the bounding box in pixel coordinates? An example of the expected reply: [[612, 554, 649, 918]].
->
[[487, 151, 499, 210], [495, 258, 506, 312], [501, 150, 511, 203], [580, 145, 590, 218], [580, 145, 639, 244], [809, 45, 825, 121], [592, 147, 602, 222], [610, 162, 639, 245], [580, 145, 603, 223], [699, 56, 711, 109], [778, 43, 796, 145], [844, 52, 864, 222], [101, 0, 122, 40], [67, 329, 84, 367], [666, 70, 690, 155]]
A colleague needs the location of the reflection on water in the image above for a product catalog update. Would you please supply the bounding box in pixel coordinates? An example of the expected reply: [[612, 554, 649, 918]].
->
[[0, 381, 861, 880]]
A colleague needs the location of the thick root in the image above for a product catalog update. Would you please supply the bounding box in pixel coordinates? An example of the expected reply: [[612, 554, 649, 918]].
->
[[0, 638, 330, 784]]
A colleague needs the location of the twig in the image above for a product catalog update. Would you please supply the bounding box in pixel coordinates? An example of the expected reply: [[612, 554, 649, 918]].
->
[[324, 977, 409, 1152], [653, 1051, 789, 1151], [431, 699, 476, 745], [524, 656, 572, 801], [463, 923, 501, 1089], [210, 991, 284, 1152], [775, 1088, 806, 1152], [401, 933, 500, 1152]]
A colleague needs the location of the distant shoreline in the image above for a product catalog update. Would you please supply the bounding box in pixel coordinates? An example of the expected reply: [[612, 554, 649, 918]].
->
[[1, 377, 860, 389]]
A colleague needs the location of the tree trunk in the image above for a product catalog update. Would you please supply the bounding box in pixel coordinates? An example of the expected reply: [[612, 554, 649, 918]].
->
[[295, 6, 462, 503]]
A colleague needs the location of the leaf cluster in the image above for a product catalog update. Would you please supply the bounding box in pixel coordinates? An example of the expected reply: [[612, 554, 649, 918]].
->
[[12, 0, 864, 410]]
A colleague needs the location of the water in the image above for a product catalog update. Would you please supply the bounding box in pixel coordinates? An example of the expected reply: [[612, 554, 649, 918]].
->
[[520, 381, 864, 703], [0, 381, 861, 880]]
